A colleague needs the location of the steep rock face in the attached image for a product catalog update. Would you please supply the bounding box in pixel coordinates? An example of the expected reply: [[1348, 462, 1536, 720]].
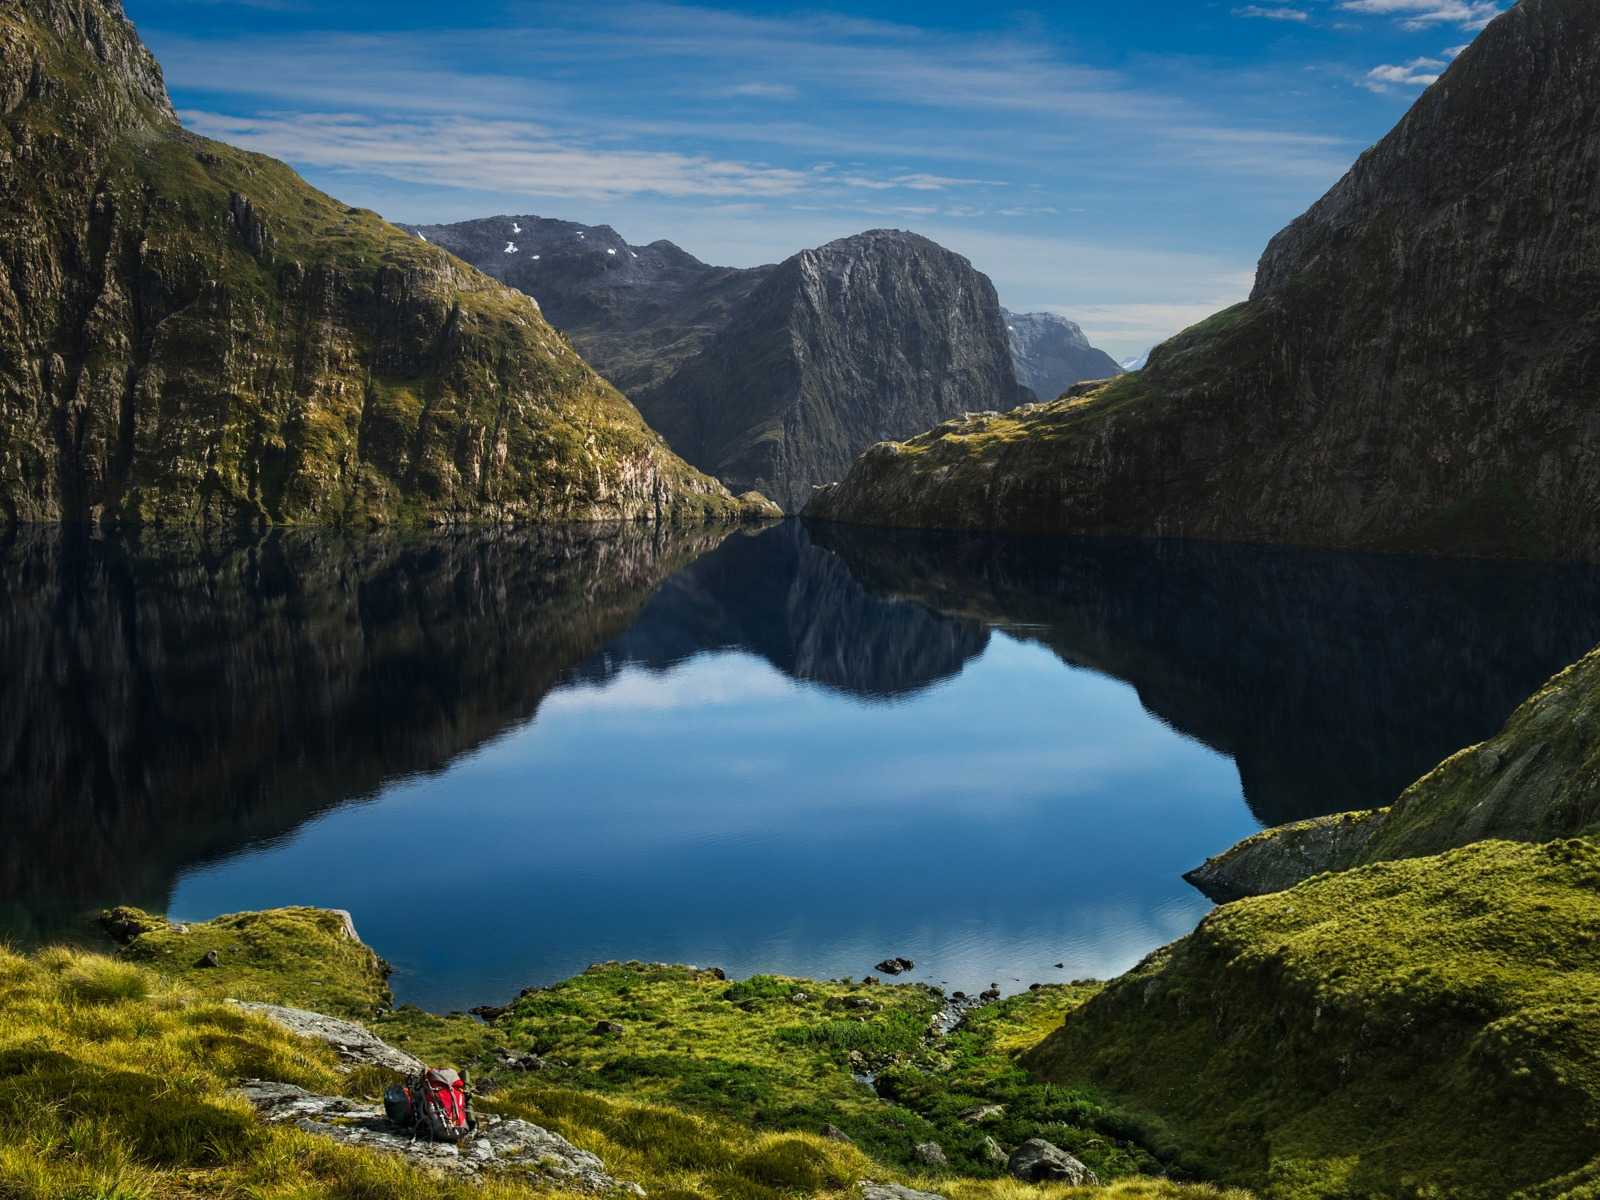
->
[[0, 1, 751, 528], [1186, 641, 1600, 900], [809, 0, 1600, 560], [1000, 309, 1121, 401], [414, 220, 1034, 511], [640, 230, 1032, 510]]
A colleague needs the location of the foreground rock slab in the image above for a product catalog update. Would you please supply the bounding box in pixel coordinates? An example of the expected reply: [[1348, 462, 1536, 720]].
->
[[235, 1081, 629, 1192], [1007, 1138, 1098, 1185], [229, 1000, 424, 1074], [860, 1183, 947, 1200]]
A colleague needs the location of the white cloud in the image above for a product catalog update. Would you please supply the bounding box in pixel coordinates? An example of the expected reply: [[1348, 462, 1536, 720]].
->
[[1361, 55, 1446, 92], [718, 82, 799, 100], [1338, 0, 1501, 30], [1233, 5, 1311, 20]]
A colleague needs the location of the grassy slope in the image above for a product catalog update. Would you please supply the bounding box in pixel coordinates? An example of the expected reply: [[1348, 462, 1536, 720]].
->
[[1191, 642, 1600, 897], [5, 908, 1242, 1200], [1025, 838, 1600, 1200]]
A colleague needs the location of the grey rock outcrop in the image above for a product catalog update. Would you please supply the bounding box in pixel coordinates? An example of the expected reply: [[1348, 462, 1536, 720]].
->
[[859, 1184, 946, 1200], [1006, 1138, 1097, 1185], [228, 1001, 424, 1074], [234, 1080, 625, 1191], [912, 1141, 948, 1167], [808, 0, 1600, 562], [1001, 309, 1121, 401]]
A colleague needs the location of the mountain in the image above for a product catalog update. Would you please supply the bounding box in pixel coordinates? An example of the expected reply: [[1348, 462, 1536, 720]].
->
[[410, 219, 1034, 511], [0, 1, 758, 529], [1119, 352, 1149, 372], [807, 0, 1600, 560], [1001, 309, 1122, 400]]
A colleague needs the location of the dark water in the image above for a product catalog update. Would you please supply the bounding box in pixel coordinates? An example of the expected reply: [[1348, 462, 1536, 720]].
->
[[5, 520, 1600, 1011]]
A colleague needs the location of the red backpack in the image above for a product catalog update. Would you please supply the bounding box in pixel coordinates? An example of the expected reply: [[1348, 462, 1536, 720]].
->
[[384, 1067, 474, 1141]]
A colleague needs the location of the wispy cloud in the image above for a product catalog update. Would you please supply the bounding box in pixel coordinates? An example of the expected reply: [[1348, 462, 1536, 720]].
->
[[1233, 5, 1311, 21], [1337, 0, 1501, 31], [716, 82, 799, 100], [1360, 54, 1446, 92]]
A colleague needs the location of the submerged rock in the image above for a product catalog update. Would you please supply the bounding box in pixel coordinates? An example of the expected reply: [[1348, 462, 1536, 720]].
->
[[234, 1080, 625, 1191], [1006, 1138, 1097, 1185], [874, 957, 915, 975], [228, 1001, 424, 1074]]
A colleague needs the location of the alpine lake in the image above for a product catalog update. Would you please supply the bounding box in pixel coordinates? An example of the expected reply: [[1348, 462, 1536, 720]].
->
[[6, 518, 1599, 1012]]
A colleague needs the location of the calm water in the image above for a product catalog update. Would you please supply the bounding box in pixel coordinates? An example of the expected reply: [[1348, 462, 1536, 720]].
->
[[5, 521, 1600, 1011]]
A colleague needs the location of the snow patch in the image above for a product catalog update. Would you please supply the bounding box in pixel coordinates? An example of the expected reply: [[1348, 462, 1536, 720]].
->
[[511, 222, 522, 234], [531, 254, 541, 261], [417, 232, 427, 241], [505, 242, 519, 254], [607, 248, 617, 255]]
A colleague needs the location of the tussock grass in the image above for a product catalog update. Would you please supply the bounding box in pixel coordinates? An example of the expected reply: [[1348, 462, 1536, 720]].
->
[[0, 939, 1233, 1200], [1027, 837, 1600, 1199]]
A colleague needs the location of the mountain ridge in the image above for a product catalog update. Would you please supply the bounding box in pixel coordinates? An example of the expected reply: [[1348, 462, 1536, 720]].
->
[[409, 216, 1119, 510], [0, 0, 757, 528], [806, 0, 1600, 561]]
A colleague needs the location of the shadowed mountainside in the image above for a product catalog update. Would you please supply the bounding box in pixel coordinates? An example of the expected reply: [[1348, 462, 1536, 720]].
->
[[808, 0, 1600, 561]]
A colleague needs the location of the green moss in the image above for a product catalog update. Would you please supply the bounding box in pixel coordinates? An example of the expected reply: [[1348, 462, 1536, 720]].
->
[[1026, 837, 1600, 1199], [114, 907, 391, 1017]]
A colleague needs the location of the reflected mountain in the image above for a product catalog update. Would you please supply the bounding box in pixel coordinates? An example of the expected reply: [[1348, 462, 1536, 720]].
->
[[0, 522, 741, 938], [0, 521, 987, 941], [578, 521, 990, 698], [808, 524, 1600, 825]]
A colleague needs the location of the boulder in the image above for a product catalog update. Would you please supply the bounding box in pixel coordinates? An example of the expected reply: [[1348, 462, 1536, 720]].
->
[[1006, 1138, 1097, 1186], [593, 1020, 625, 1036], [860, 1184, 947, 1200], [913, 1141, 948, 1167], [196, 950, 221, 969], [234, 1080, 625, 1191], [959, 1104, 1005, 1124], [874, 957, 915, 975], [228, 1000, 424, 1075], [822, 1123, 854, 1143], [980, 1135, 1007, 1166]]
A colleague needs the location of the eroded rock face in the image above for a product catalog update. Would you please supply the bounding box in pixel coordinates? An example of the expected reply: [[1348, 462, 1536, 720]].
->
[[414, 220, 1034, 512], [229, 1001, 424, 1074], [234, 1081, 626, 1192], [809, 0, 1600, 561], [1183, 811, 1389, 903], [0, 1, 748, 529]]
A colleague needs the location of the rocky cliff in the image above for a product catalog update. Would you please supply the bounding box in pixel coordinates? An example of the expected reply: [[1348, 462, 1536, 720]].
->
[[1000, 309, 1121, 402], [1186, 640, 1600, 901], [808, 0, 1600, 561], [0, 1, 755, 529], [411, 220, 1035, 511]]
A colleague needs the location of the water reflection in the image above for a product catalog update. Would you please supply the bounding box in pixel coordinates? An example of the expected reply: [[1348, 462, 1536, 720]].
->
[[4, 520, 1598, 1005]]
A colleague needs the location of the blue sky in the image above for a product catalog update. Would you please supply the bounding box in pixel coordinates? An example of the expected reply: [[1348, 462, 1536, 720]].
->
[[126, 0, 1499, 358]]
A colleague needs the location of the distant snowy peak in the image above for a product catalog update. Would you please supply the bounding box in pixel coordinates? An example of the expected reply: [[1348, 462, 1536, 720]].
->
[[1120, 352, 1150, 371], [1000, 308, 1123, 401]]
